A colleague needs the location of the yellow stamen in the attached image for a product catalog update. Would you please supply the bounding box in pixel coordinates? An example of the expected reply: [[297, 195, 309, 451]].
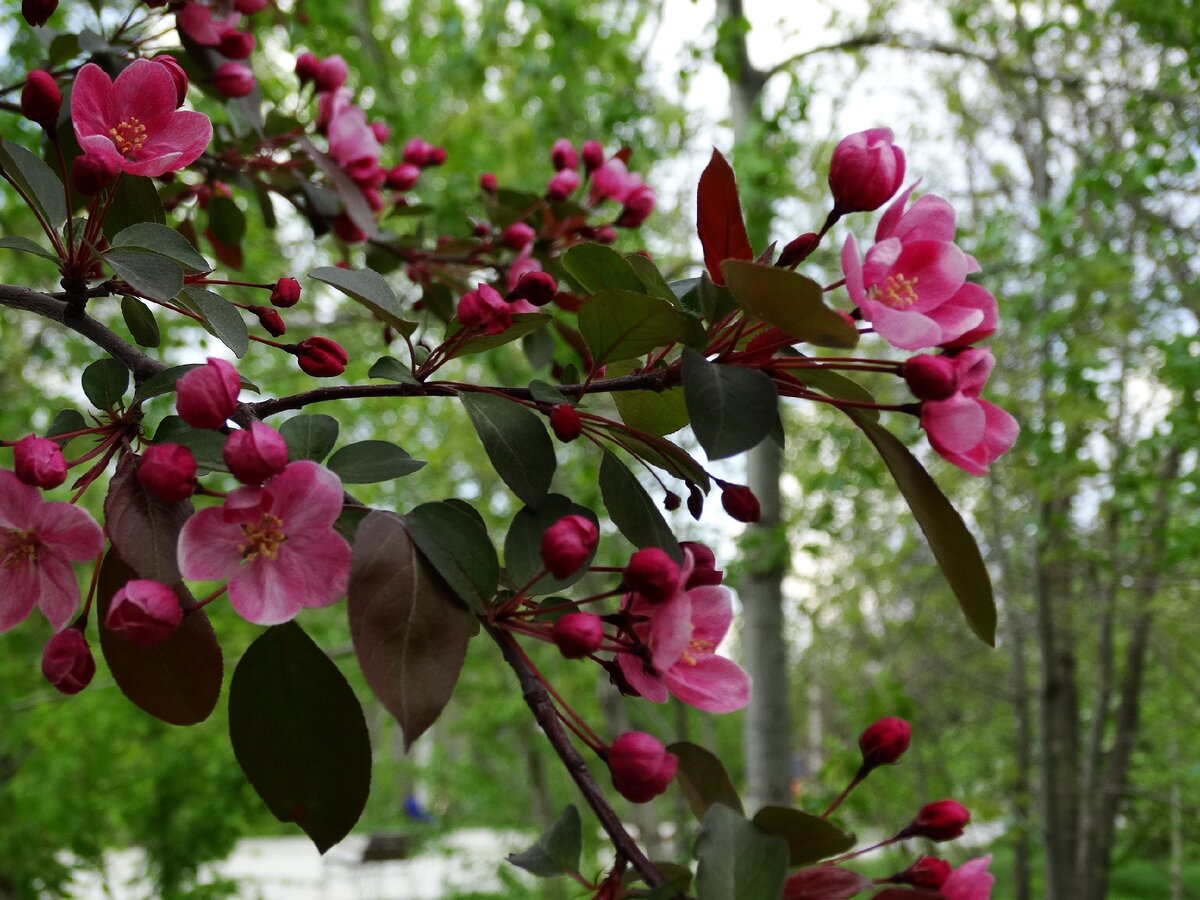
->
[[108, 117, 148, 157], [679, 637, 715, 667], [875, 272, 919, 310], [2, 530, 40, 570], [240, 514, 286, 562]]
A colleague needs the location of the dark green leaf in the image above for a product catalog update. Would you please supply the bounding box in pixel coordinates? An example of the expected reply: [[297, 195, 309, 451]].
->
[[625, 253, 679, 303], [112, 222, 211, 273], [578, 290, 691, 365], [843, 408, 997, 644], [82, 358, 129, 410], [506, 805, 582, 878], [208, 195, 246, 244], [0, 139, 67, 228], [0, 235, 58, 260], [404, 501, 500, 613], [229, 622, 372, 854], [504, 495, 600, 595], [721, 260, 859, 349], [595, 426, 710, 491], [446, 313, 551, 359], [696, 272, 736, 322], [751, 806, 856, 866], [327, 441, 426, 483], [121, 295, 161, 348], [102, 176, 165, 236], [460, 393, 556, 507], [528, 379, 568, 405], [368, 356, 419, 385], [105, 250, 184, 302], [694, 804, 788, 900], [178, 286, 249, 358], [562, 242, 648, 294], [309, 265, 417, 337], [348, 511, 476, 749], [598, 451, 681, 558], [280, 414, 340, 463], [667, 742, 743, 820], [682, 348, 780, 459], [45, 409, 86, 442], [607, 360, 689, 437]]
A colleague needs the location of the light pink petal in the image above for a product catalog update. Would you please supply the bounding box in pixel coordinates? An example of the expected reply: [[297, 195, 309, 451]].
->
[[30, 501, 104, 561], [122, 151, 185, 178], [894, 240, 967, 306], [268, 461, 345, 533], [941, 855, 995, 900], [861, 301, 943, 350], [136, 111, 211, 173], [178, 507, 244, 581], [228, 556, 300, 625], [665, 654, 751, 713], [964, 253, 982, 275], [114, 59, 178, 123], [891, 193, 957, 243], [0, 469, 39, 530], [953, 348, 996, 396], [35, 552, 83, 631], [940, 283, 998, 348], [274, 530, 351, 610], [0, 560, 40, 633], [687, 585, 733, 646], [874, 180, 919, 242], [924, 394, 988, 455], [977, 400, 1019, 456], [929, 304, 985, 346], [71, 64, 118, 143], [647, 591, 693, 671], [840, 235, 867, 306], [861, 237, 903, 286], [617, 651, 670, 703]]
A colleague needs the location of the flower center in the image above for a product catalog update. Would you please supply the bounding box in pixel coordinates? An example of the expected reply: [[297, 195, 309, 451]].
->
[[874, 272, 919, 310], [109, 117, 148, 157], [240, 514, 286, 561], [679, 637, 715, 666], [2, 530, 40, 570]]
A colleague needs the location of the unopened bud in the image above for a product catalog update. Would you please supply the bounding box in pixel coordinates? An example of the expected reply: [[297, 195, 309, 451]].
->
[[268, 276, 301, 309], [680, 541, 722, 587], [546, 168, 581, 201], [72, 152, 119, 195], [663, 492, 681, 511], [20, 69, 61, 130], [234, 0, 269, 13], [721, 484, 761, 523], [540, 514, 598, 579], [607, 731, 677, 803], [223, 421, 288, 484], [105, 579, 183, 646], [218, 29, 255, 59], [777, 232, 820, 267], [581, 140, 605, 172], [829, 127, 906, 214], [386, 163, 421, 191], [904, 354, 959, 401], [550, 138, 578, 170], [511, 270, 557, 307], [500, 222, 536, 251], [552, 612, 604, 658], [250, 305, 286, 336], [623, 548, 679, 604], [213, 62, 255, 98], [137, 443, 197, 503], [887, 856, 952, 890], [175, 357, 240, 429], [899, 800, 970, 842], [295, 51, 320, 84], [314, 54, 348, 92], [41, 629, 95, 695], [291, 336, 348, 377], [548, 404, 582, 442], [479, 172, 498, 193], [13, 433, 67, 489], [21, 0, 57, 27], [686, 482, 704, 521], [858, 716, 912, 773], [615, 184, 655, 228]]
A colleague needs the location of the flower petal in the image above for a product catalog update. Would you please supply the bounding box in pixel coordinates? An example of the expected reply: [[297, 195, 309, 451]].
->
[[646, 591, 693, 671], [30, 501, 104, 562], [686, 585, 733, 647], [71, 64, 118, 145], [178, 507, 244, 581], [228, 556, 300, 625], [924, 394, 987, 455], [665, 654, 751, 713], [275, 530, 351, 610], [35, 552, 83, 631], [861, 301, 943, 350], [840, 234, 867, 307], [0, 469, 39, 530], [114, 59, 178, 124], [0, 557, 40, 633], [617, 651, 670, 703], [268, 461, 345, 533]]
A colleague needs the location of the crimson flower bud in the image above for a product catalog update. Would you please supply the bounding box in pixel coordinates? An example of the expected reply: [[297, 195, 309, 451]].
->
[[234, 0, 269, 13], [223, 421, 288, 484], [403, 138, 433, 166], [386, 163, 421, 191], [21, 0, 57, 27], [680, 541, 723, 588], [137, 443, 197, 503], [218, 29, 256, 59], [370, 120, 389, 143], [314, 54, 349, 92], [721, 484, 761, 523], [904, 354, 959, 401], [777, 232, 820, 267], [105, 579, 183, 646], [548, 404, 582, 442], [888, 856, 952, 890], [546, 168, 581, 202], [900, 800, 970, 842], [593, 225, 617, 244], [292, 336, 348, 377], [479, 172, 497, 193], [510, 271, 557, 308], [426, 146, 447, 167], [581, 139, 604, 172], [828, 127, 906, 214], [550, 138, 578, 171], [858, 716, 912, 773], [213, 62, 255, 98], [457, 284, 511, 335], [42, 629, 95, 695], [540, 514, 598, 579], [152, 55, 189, 107], [623, 548, 680, 604], [13, 433, 67, 489], [269, 276, 301, 308], [176, 357, 240, 429], [616, 184, 655, 228], [250, 305, 286, 336], [20, 70, 61, 130], [72, 152, 119, 196], [500, 222, 536, 251], [295, 51, 320, 84], [607, 732, 678, 803], [552, 612, 604, 659]]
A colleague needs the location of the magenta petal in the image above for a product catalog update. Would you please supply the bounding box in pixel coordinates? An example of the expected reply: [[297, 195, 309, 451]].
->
[[275, 531, 351, 610], [36, 553, 82, 631], [78, 134, 125, 169], [924, 395, 987, 454], [686, 586, 733, 647], [178, 507, 244, 581], [954, 348, 996, 396], [647, 592, 693, 671], [30, 502, 104, 561], [122, 151, 185, 178], [861, 237, 903, 286], [665, 655, 751, 713], [0, 561, 40, 633], [114, 59, 177, 123], [875, 180, 919, 243], [940, 283, 997, 348], [941, 856, 995, 900], [71, 64, 118, 144], [228, 557, 299, 625], [840, 235, 866, 306], [268, 461, 345, 532], [891, 194, 957, 243], [0, 470, 39, 530], [863, 301, 943, 350], [617, 652, 670, 703], [929, 304, 985, 347], [895, 240, 967, 304]]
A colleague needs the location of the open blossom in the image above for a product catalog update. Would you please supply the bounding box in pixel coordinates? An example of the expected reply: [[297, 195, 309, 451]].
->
[[921, 349, 1018, 474], [178, 461, 351, 625], [71, 60, 212, 178], [940, 855, 995, 900], [0, 470, 104, 633]]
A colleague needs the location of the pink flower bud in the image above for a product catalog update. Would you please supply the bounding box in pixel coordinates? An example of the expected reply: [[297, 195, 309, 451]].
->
[[540, 514, 598, 579], [137, 443, 197, 503], [721, 484, 761, 523], [223, 422, 288, 484], [20, 70, 60, 129], [607, 732, 678, 803], [500, 222, 536, 251], [623, 548, 680, 604], [234, 0, 269, 13], [680, 541, 723, 587], [457, 284, 512, 335], [888, 856, 952, 890], [42, 629, 95, 695], [176, 357, 240, 429], [105, 579, 183, 646], [71, 152, 119, 195], [581, 139, 605, 172], [295, 51, 320, 84], [479, 172, 498, 193], [828, 127, 906, 214], [904, 354, 959, 400], [593, 225, 617, 244], [213, 62, 255, 98], [152, 55, 189, 107], [546, 404, 583, 442], [426, 146, 447, 166], [314, 54, 349, 92], [386, 163, 421, 191], [552, 612, 604, 658], [21, 0, 57, 27], [545, 168, 581, 202], [402, 137, 434, 166], [900, 800, 970, 842], [291, 336, 348, 377], [368, 120, 389, 144], [250, 305, 286, 336], [13, 434, 67, 489], [616, 184, 655, 228], [777, 232, 820, 267], [550, 138, 578, 171], [268, 276, 301, 308], [218, 29, 255, 59], [511, 270, 557, 307], [859, 716, 912, 772]]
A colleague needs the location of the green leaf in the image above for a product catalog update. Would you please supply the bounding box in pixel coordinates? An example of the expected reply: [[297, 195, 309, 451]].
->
[[750, 806, 856, 867], [280, 414, 340, 463], [667, 742, 743, 820], [102, 176, 165, 237], [0, 235, 58, 260], [152, 416, 227, 472], [368, 356, 419, 385], [348, 511, 476, 749], [625, 253, 679, 303], [208, 195, 246, 244], [121, 295, 161, 348], [721, 260, 860, 349], [595, 426, 710, 491], [445, 313, 551, 359], [598, 451, 681, 558], [178, 286, 249, 358], [506, 805, 582, 878], [578, 290, 691, 365], [460, 393, 556, 507], [82, 358, 129, 410], [105, 250, 184, 302], [607, 360, 689, 437], [504, 495, 600, 595], [327, 440, 426, 483], [528, 379, 568, 405], [404, 501, 500, 613], [696, 272, 736, 322], [0, 139, 67, 228], [681, 348, 780, 459], [229, 622, 372, 854], [112, 222, 211, 273], [795, 367, 880, 421], [694, 804, 788, 900], [843, 408, 997, 644], [309, 266, 417, 337], [45, 409, 86, 442], [562, 242, 648, 294]]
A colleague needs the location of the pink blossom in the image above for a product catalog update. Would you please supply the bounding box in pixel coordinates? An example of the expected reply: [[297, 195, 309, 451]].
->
[[176, 2, 239, 45], [940, 855, 994, 900], [921, 349, 1019, 474], [0, 469, 104, 633], [71, 60, 212, 178], [457, 283, 512, 335], [590, 158, 643, 205], [327, 102, 382, 181], [177, 461, 351, 625]]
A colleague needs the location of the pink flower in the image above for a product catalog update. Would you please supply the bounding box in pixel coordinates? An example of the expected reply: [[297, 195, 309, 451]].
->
[[327, 103, 382, 180], [940, 855, 994, 900], [0, 469, 104, 633], [616, 183, 655, 228], [589, 158, 643, 204], [457, 283, 512, 335], [921, 349, 1018, 474], [828, 127, 906, 213], [71, 60, 212, 178], [177, 461, 351, 625], [176, 3, 239, 45]]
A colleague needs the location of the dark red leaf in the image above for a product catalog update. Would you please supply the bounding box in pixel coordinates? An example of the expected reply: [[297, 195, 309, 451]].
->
[[103, 454, 190, 584], [697, 148, 753, 285]]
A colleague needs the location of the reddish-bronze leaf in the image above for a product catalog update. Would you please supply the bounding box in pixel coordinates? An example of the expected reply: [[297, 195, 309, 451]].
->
[[103, 455, 191, 584], [697, 148, 754, 286]]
